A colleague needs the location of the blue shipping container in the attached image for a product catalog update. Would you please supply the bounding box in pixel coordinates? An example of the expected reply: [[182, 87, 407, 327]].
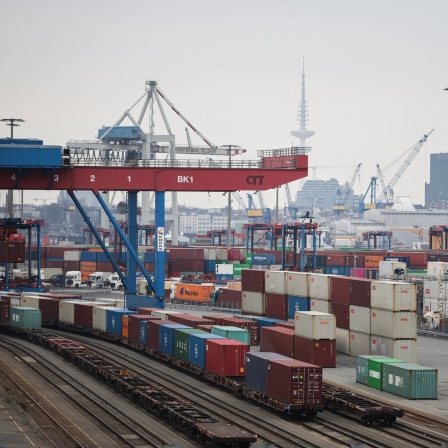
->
[[384, 256, 411, 267], [106, 308, 137, 336], [80, 251, 97, 262], [251, 254, 276, 265], [215, 274, 234, 281], [140, 320, 148, 345], [144, 251, 155, 263], [188, 333, 225, 368], [245, 352, 292, 394], [0, 146, 62, 168], [253, 317, 287, 340], [159, 323, 190, 355], [204, 260, 216, 272], [326, 266, 349, 276], [287, 295, 310, 318]]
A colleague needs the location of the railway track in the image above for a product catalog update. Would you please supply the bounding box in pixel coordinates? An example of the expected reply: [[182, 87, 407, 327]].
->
[[55, 329, 447, 448], [0, 337, 190, 448]]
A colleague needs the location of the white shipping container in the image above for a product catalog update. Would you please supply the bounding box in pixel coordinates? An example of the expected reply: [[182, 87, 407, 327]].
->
[[349, 330, 371, 357], [216, 263, 234, 275], [379, 261, 407, 277], [310, 298, 332, 313], [336, 327, 350, 354], [370, 309, 417, 339], [264, 270, 288, 295], [21, 296, 39, 309], [427, 261, 448, 278], [242, 290, 265, 315], [370, 281, 416, 311], [64, 250, 81, 261], [423, 280, 448, 299], [203, 248, 217, 261], [215, 248, 228, 261], [370, 335, 417, 363], [286, 272, 309, 297], [294, 311, 336, 340], [308, 273, 330, 300], [59, 300, 82, 324], [349, 305, 371, 333], [422, 298, 442, 314], [92, 305, 115, 332], [10, 298, 20, 308]]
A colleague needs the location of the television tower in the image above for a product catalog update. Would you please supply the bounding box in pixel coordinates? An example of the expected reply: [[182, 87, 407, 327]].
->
[[291, 58, 315, 148]]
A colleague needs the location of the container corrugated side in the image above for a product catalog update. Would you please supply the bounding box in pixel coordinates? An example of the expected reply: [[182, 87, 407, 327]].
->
[[349, 330, 371, 357], [367, 358, 405, 390], [211, 326, 250, 345], [309, 298, 331, 313], [382, 362, 438, 399], [242, 290, 265, 315], [370, 335, 417, 363], [260, 326, 294, 358], [293, 336, 336, 368], [294, 311, 335, 340], [336, 327, 349, 354], [331, 302, 349, 330], [308, 273, 330, 300], [370, 281, 417, 311], [370, 309, 417, 339], [286, 272, 309, 297], [265, 293, 287, 320], [349, 305, 371, 333], [92, 306, 114, 332], [205, 338, 249, 377], [287, 295, 310, 318], [356, 355, 389, 385], [264, 270, 288, 294], [188, 333, 225, 368], [245, 352, 292, 394], [329, 276, 350, 304], [10, 307, 41, 329], [174, 328, 207, 362], [159, 324, 190, 355]]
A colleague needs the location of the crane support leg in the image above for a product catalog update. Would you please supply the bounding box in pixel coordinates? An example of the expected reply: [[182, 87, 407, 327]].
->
[[154, 191, 166, 307], [69, 191, 126, 284]]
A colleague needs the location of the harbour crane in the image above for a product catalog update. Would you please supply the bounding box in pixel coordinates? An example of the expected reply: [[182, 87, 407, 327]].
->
[[333, 163, 362, 211], [376, 129, 434, 206], [285, 183, 299, 220]]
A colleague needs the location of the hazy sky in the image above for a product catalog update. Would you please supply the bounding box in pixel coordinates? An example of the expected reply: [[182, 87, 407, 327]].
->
[[2, 1, 448, 211]]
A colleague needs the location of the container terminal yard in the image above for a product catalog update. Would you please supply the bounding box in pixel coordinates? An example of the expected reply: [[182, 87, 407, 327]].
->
[[1, 82, 448, 447]]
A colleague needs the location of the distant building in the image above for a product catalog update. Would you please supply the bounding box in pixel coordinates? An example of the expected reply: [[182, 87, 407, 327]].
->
[[425, 152, 448, 208], [295, 178, 341, 210]]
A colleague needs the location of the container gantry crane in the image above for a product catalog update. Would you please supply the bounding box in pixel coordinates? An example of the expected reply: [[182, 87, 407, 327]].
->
[[0, 129, 308, 310], [333, 163, 362, 212], [375, 129, 434, 206]]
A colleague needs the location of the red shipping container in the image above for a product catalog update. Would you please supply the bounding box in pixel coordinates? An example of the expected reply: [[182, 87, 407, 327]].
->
[[0, 241, 25, 263], [0, 300, 10, 324], [275, 321, 295, 330], [220, 317, 259, 345], [205, 338, 249, 377], [330, 302, 350, 330], [325, 254, 346, 266], [46, 260, 64, 269], [96, 261, 114, 272], [345, 255, 365, 268], [169, 314, 214, 328], [178, 259, 204, 272], [168, 248, 205, 260], [218, 288, 242, 302], [265, 293, 287, 320], [128, 314, 158, 343], [293, 335, 336, 368], [45, 246, 68, 258], [227, 248, 241, 261], [196, 325, 213, 332], [202, 315, 230, 326], [147, 319, 175, 349], [266, 359, 323, 405], [260, 326, 294, 358], [74, 303, 97, 330], [329, 276, 350, 304], [36, 297, 59, 324], [349, 278, 371, 307], [64, 260, 80, 271], [242, 269, 265, 293], [136, 307, 160, 314]]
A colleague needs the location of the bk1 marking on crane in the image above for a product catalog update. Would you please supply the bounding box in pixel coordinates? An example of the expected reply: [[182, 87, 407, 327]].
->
[[178, 176, 193, 183]]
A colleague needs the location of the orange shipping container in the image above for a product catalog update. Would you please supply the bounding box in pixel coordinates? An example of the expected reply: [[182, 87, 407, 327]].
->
[[175, 283, 215, 303], [80, 261, 96, 271], [122, 315, 129, 338], [364, 255, 384, 268]]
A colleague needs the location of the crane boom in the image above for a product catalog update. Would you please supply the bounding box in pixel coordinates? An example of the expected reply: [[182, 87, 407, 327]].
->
[[376, 130, 434, 204], [343, 163, 362, 205], [376, 163, 390, 203]]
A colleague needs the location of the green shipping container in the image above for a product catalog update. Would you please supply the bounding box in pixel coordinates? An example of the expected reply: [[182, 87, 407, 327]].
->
[[233, 263, 251, 275], [382, 363, 438, 399], [356, 355, 390, 385], [174, 328, 207, 362], [211, 325, 250, 344], [10, 307, 42, 329], [367, 357, 405, 390]]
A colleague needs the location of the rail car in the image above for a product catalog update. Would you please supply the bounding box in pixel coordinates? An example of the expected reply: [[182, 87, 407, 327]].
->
[[322, 385, 404, 425], [0, 302, 405, 427], [1, 327, 256, 448]]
